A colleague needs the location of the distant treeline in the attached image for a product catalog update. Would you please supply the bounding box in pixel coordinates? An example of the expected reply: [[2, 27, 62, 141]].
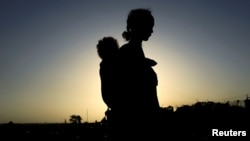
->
[[158, 100, 249, 140], [0, 100, 249, 140]]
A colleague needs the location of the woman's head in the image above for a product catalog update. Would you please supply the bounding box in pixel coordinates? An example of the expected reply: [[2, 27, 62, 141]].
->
[[122, 8, 154, 41], [96, 36, 119, 60]]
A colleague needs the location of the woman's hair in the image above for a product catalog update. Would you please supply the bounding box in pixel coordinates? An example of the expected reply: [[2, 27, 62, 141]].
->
[[122, 8, 154, 41], [96, 36, 119, 59]]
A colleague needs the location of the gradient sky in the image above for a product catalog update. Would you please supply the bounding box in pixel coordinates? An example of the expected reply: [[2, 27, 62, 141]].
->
[[0, 0, 249, 123]]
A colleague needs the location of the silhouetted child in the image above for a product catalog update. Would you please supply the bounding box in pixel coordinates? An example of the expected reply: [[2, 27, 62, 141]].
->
[[96, 36, 119, 109], [97, 36, 157, 108]]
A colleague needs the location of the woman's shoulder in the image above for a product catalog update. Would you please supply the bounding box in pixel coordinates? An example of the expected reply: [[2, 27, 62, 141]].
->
[[117, 44, 126, 56], [118, 43, 132, 54], [119, 43, 130, 50]]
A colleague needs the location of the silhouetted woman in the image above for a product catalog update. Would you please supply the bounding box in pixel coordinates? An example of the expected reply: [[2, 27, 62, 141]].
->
[[112, 8, 160, 140]]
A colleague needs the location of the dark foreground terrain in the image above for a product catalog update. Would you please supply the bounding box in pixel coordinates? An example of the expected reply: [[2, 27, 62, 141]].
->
[[1, 101, 249, 141], [0, 122, 106, 141]]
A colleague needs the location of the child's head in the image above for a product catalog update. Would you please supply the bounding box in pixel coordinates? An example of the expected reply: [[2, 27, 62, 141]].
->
[[96, 36, 119, 60]]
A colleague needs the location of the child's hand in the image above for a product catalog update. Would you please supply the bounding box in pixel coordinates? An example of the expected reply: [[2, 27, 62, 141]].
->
[[145, 58, 157, 66]]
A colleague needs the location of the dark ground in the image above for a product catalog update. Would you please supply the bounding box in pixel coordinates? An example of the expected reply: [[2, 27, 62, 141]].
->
[[1, 102, 249, 141]]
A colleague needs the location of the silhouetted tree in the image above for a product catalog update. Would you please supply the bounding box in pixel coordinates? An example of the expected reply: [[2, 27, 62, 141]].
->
[[69, 115, 82, 124]]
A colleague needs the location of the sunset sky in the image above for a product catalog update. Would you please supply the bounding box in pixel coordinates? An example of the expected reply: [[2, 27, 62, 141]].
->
[[0, 0, 249, 123]]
